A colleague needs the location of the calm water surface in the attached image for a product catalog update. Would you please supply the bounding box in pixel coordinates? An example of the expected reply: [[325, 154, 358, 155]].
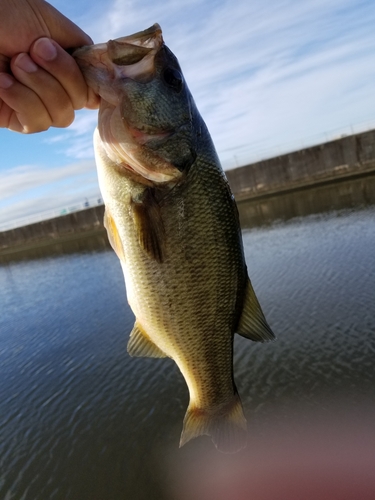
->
[[1, 176, 375, 499]]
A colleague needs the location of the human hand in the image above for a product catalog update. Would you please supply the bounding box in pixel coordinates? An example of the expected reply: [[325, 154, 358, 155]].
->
[[0, 0, 100, 133]]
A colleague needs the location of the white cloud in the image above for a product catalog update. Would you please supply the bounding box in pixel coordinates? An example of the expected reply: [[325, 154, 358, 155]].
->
[[162, 0, 375, 167], [2, 0, 375, 224], [68, 110, 98, 137], [0, 188, 102, 230], [73, 0, 375, 170], [42, 110, 98, 160], [0, 161, 96, 202], [0, 160, 100, 229]]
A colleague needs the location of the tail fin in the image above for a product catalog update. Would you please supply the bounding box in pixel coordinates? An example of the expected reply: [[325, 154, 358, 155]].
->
[[180, 393, 247, 453]]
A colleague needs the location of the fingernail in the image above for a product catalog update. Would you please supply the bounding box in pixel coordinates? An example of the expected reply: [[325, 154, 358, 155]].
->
[[0, 73, 14, 89], [15, 53, 38, 73], [34, 38, 57, 61]]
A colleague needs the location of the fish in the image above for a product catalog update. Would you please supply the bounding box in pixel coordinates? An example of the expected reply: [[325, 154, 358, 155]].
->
[[73, 24, 275, 453]]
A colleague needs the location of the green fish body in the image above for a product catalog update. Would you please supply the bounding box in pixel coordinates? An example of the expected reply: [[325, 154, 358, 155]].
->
[[74, 24, 275, 452]]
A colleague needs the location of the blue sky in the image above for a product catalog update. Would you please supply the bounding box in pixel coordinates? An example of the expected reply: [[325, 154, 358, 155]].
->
[[1, 0, 375, 229]]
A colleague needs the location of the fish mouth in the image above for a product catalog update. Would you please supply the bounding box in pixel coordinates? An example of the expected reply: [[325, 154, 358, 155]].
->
[[75, 25, 190, 185], [97, 103, 182, 185], [111, 129, 177, 183], [114, 157, 180, 185], [127, 124, 173, 145], [73, 24, 164, 101]]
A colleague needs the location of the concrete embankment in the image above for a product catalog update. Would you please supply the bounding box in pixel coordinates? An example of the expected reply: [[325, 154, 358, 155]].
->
[[0, 205, 105, 254], [226, 129, 375, 201], [1, 129, 375, 254]]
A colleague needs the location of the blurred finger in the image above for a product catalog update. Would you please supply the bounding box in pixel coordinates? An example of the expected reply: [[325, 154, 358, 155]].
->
[[11, 52, 75, 128], [0, 54, 10, 73], [85, 87, 101, 110], [0, 74, 14, 128], [30, 38, 92, 110], [0, 73, 52, 133]]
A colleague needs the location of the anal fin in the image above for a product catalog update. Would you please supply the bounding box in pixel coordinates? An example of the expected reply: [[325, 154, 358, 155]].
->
[[236, 278, 276, 342], [127, 322, 167, 358], [104, 208, 125, 261]]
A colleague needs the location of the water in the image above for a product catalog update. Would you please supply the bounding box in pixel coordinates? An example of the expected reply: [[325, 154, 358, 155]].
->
[[1, 176, 375, 499]]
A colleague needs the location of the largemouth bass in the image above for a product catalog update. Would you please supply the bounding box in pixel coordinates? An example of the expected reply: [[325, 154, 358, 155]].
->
[[74, 24, 275, 453]]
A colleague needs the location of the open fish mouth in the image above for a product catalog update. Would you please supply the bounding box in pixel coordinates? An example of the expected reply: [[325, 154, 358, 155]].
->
[[127, 124, 174, 145], [95, 102, 185, 184], [74, 24, 192, 185], [73, 24, 164, 97]]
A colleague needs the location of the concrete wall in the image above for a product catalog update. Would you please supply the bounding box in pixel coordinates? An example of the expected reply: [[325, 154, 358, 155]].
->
[[237, 173, 375, 230], [1, 129, 375, 253], [0, 231, 109, 264], [0, 205, 105, 251], [226, 129, 375, 200]]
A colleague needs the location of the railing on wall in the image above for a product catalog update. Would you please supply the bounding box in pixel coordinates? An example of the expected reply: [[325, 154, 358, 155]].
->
[[220, 119, 375, 171], [2, 119, 375, 233], [0, 196, 103, 232]]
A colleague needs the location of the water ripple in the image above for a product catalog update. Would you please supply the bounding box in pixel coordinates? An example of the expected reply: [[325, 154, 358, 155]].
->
[[0, 203, 375, 499]]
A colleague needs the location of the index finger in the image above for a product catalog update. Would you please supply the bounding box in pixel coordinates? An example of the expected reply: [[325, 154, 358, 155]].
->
[[30, 38, 89, 110]]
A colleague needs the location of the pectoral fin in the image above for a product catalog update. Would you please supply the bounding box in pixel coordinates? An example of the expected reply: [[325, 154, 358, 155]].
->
[[236, 278, 275, 342], [127, 322, 168, 358], [104, 209, 125, 262], [130, 188, 166, 263]]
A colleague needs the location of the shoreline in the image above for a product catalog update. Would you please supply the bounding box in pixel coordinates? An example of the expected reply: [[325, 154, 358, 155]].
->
[[235, 164, 375, 203], [1, 128, 375, 256]]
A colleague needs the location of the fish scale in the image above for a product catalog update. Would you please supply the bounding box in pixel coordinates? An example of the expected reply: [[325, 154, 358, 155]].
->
[[74, 23, 275, 452]]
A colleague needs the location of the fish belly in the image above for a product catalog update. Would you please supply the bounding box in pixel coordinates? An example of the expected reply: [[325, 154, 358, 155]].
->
[[116, 158, 248, 451]]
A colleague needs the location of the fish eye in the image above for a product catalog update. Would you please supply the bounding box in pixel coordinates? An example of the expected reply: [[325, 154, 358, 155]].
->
[[163, 67, 183, 93]]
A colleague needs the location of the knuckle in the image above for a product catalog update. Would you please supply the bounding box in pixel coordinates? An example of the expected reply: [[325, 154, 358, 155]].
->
[[53, 107, 75, 128], [71, 88, 88, 111], [21, 114, 52, 133], [24, 123, 50, 134]]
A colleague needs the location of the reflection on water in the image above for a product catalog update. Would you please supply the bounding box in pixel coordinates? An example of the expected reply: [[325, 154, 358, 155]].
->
[[238, 173, 375, 228], [0, 230, 110, 265], [1, 174, 374, 266], [0, 176, 375, 499]]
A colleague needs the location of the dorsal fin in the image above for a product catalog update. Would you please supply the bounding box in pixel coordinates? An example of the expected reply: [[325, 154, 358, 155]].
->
[[127, 322, 168, 358], [236, 278, 276, 342], [130, 188, 166, 263], [103, 208, 125, 261]]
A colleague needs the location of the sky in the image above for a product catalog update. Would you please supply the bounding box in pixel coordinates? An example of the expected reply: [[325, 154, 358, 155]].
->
[[1, 0, 375, 229]]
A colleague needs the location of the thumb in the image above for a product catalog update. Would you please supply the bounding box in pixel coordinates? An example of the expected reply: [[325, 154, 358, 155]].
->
[[35, 0, 94, 49]]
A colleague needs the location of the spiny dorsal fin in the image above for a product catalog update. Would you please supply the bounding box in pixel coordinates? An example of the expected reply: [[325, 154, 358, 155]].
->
[[104, 208, 125, 261], [130, 188, 166, 263], [127, 322, 167, 358], [236, 278, 276, 342]]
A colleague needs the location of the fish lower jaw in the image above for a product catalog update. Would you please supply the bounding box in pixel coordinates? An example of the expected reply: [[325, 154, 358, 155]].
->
[[113, 159, 179, 185], [112, 161, 154, 186]]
